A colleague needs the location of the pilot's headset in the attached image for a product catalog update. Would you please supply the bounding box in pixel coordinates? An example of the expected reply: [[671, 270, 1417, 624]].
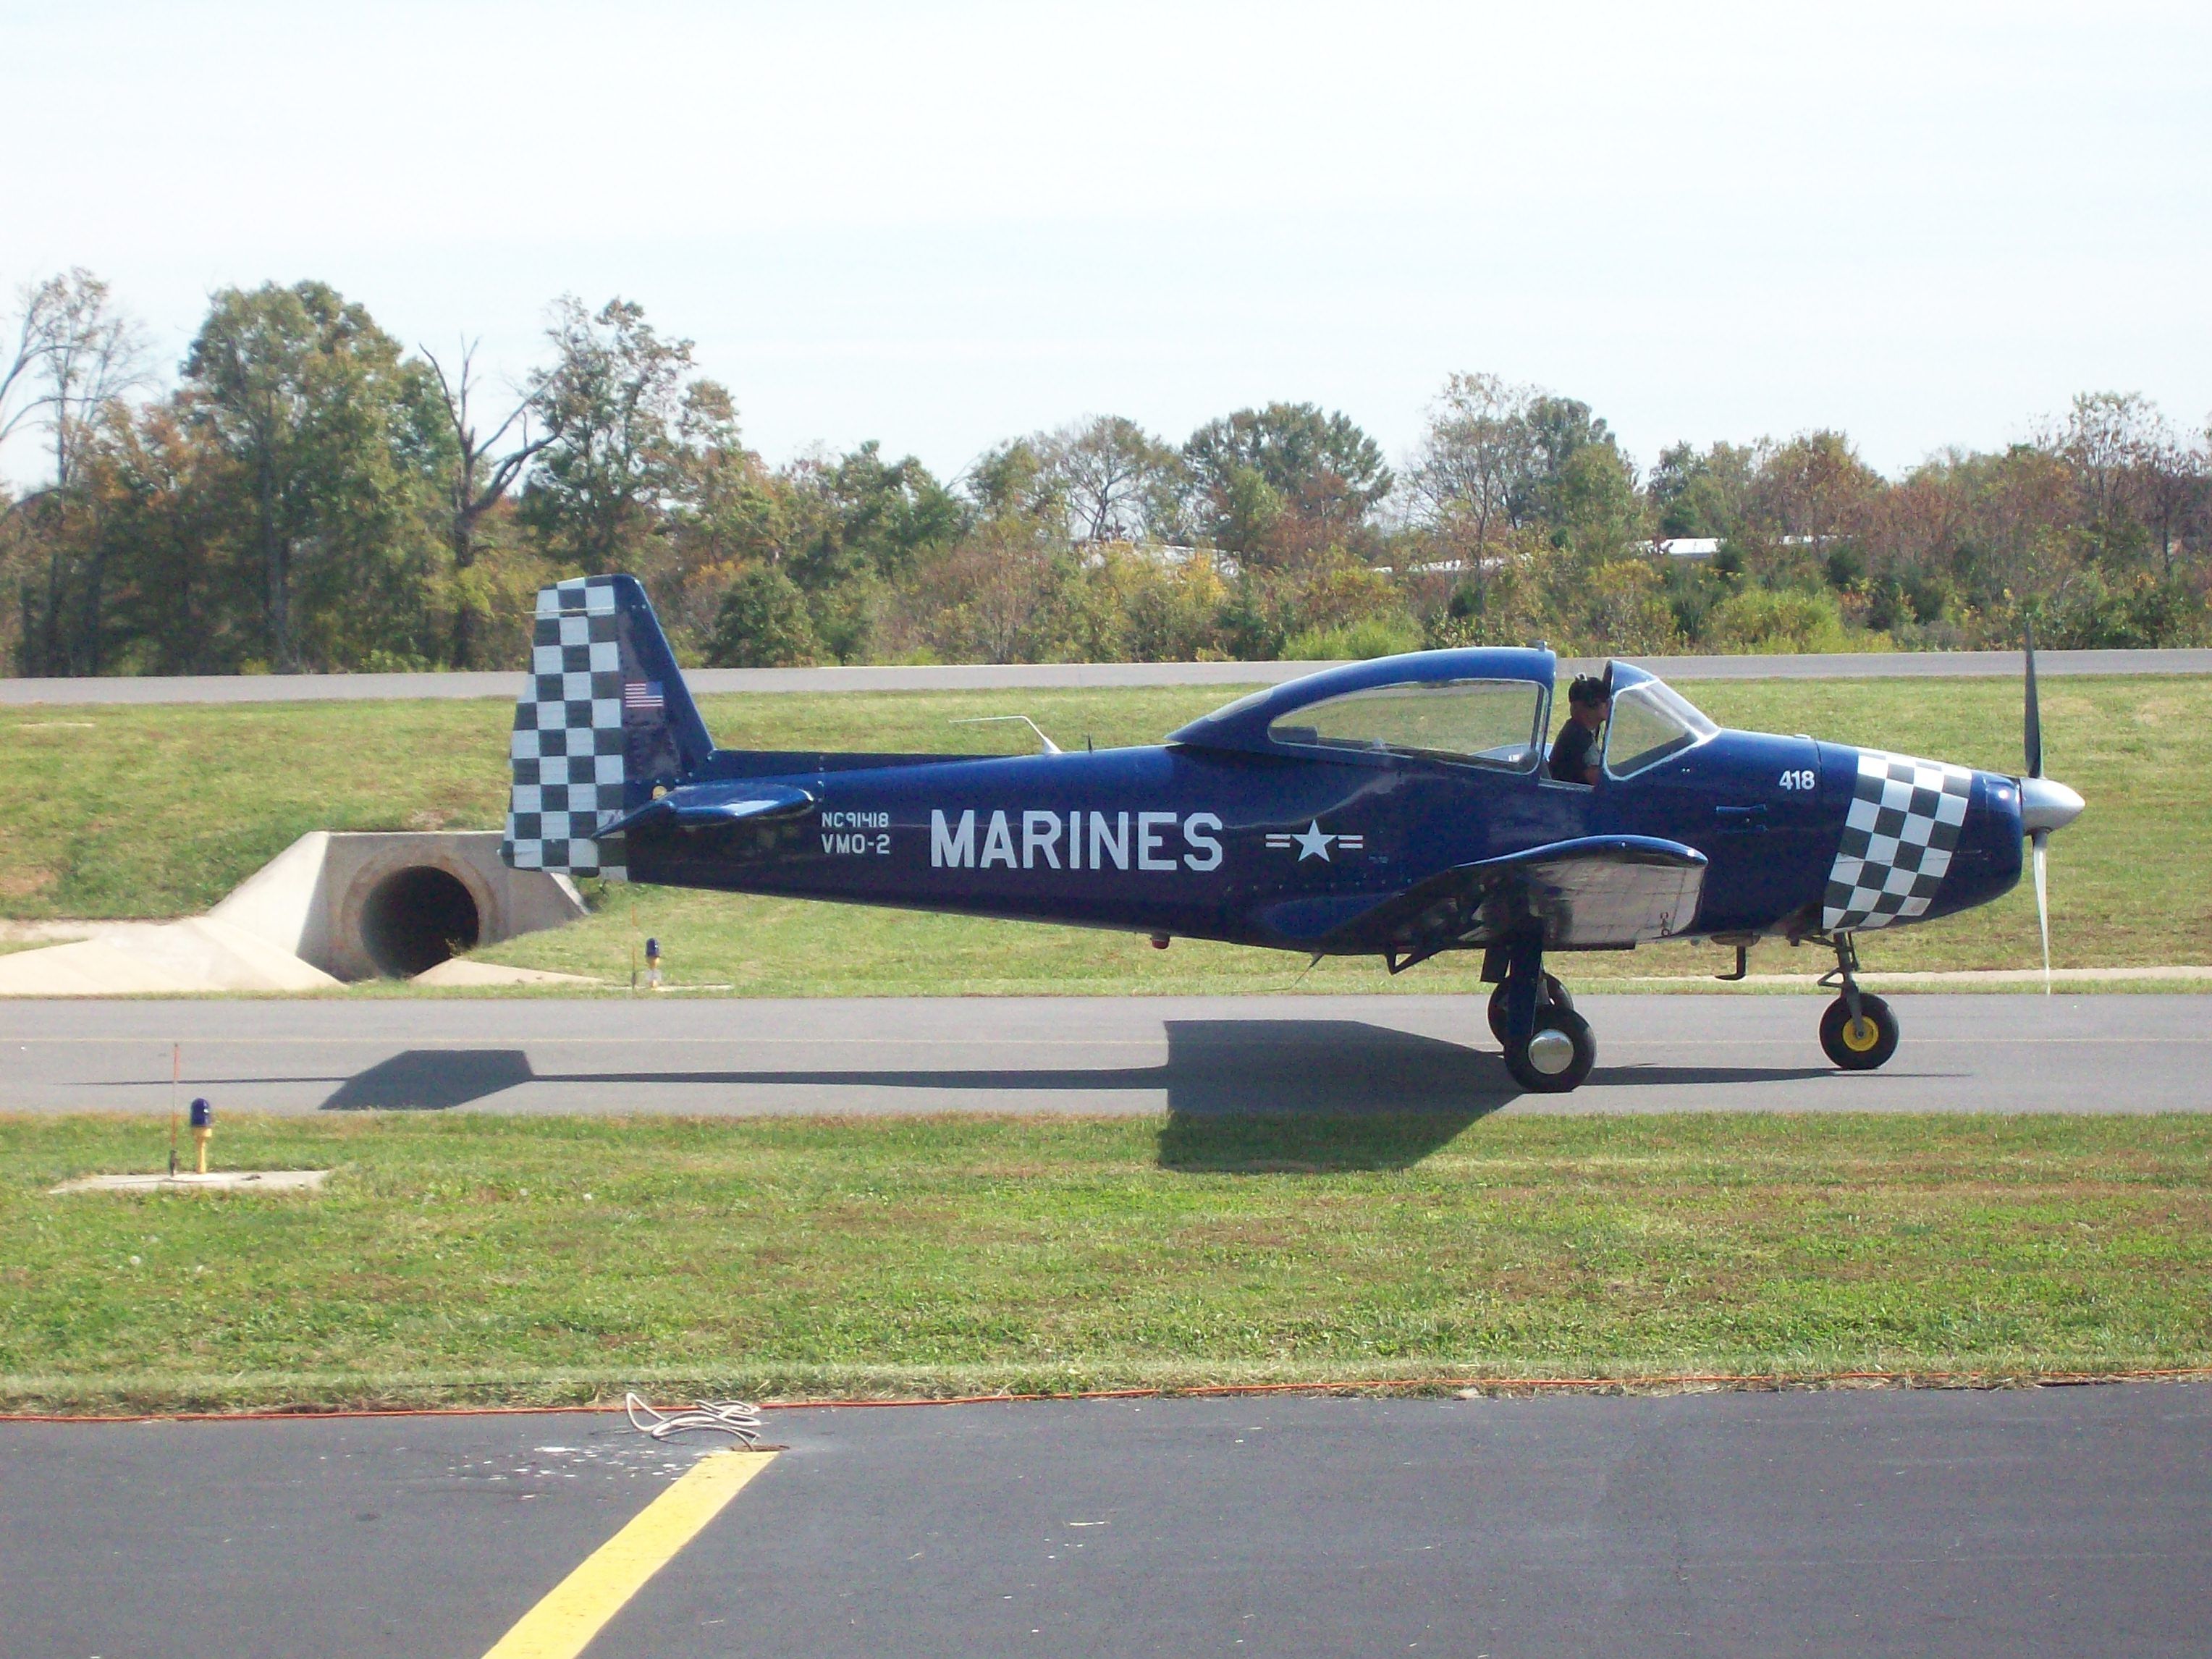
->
[[1567, 675, 1609, 717]]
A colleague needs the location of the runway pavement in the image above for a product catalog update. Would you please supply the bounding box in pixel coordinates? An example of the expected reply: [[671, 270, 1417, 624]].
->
[[7, 1385, 2209, 1658], [4, 646, 2208, 703], [2, 992, 2205, 1117]]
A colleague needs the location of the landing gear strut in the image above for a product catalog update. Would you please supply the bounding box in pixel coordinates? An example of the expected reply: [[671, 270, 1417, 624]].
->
[[1486, 939, 1595, 1093], [1487, 973, 1573, 1044], [1818, 933, 1899, 1071]]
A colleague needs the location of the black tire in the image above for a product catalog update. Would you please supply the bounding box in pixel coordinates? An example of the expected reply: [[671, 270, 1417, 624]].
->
[[1819, 993, 1899, 1071], [1505, 1008, 1596, 1093], [1487, 975, 1573, 1044]]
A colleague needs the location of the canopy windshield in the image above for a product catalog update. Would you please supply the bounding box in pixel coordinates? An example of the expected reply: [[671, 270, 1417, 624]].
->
[[1267, 678, 1546, 771], [1603, 678, 1718, 778]]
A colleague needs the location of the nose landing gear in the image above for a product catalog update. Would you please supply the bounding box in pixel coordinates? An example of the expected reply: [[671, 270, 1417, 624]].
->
[[1818, 933, 1899, 1070]]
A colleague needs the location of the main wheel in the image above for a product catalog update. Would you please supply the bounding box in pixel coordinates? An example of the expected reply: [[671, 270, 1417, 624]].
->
[[1505, 1008, 1596, 1093], [1819, 993, 1899, 1071], [1487, 975, 1574, 1044]]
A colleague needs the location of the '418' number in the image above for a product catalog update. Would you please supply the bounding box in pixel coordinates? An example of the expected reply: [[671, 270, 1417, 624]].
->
[[1778, 769, 1817, 792]]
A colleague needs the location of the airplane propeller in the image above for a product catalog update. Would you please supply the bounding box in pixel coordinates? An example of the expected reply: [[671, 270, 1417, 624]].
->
[[2016, 617, 2086, 995]]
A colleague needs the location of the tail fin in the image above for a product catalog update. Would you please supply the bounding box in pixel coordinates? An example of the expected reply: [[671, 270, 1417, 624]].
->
[[499, 575, 714, 879]]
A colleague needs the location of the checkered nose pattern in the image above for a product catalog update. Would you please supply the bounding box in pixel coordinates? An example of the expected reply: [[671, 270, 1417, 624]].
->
[[500, 577, 628, 880], [1821, 748, 1973, 932]]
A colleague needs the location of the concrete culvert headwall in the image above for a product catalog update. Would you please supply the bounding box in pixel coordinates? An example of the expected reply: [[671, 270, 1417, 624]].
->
[[360, 865, 482, 977], [0, 830, 590, 994], [208, 832, 586, 982]]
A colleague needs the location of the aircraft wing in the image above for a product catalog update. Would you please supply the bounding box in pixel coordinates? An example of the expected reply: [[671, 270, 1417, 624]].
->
[[1317, 835, 1707, 961]]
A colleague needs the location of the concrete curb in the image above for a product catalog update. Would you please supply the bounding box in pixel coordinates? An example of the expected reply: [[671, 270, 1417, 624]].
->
[[6, 648, 2211, 704]]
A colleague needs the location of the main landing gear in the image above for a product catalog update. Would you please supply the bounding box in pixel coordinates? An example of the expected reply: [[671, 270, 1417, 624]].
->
[[1485, 942, 1595, 1093], [1817, 933, 1899, 1071], [1487, 973, 1572, 1043]]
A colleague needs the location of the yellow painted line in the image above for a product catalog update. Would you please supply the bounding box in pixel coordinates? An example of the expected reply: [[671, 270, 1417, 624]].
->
[[481, 1448, 777, 1659]]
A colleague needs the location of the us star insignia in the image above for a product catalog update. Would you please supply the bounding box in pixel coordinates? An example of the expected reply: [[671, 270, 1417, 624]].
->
[[1265, 819, 1366, 862]]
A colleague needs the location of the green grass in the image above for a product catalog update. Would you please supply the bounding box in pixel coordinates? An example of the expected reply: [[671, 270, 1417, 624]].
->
[[6, 1111, 2208, 1411], [0, 690, 1204, 921], [0, 702, 518, 919], [5, 677, 2207, 989]]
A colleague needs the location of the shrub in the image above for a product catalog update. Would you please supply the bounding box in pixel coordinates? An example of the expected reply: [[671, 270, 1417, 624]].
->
[[1702, 586, 1867, 654], [706, 565, 822, 666], [1282, 615, 1424, 660]]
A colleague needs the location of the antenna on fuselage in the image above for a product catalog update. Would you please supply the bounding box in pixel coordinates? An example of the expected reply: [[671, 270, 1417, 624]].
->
[[950, 714, 1063, 755]]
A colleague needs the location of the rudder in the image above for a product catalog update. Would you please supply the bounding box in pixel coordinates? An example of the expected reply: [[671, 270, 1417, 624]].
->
[[500, 574, 714, 879]]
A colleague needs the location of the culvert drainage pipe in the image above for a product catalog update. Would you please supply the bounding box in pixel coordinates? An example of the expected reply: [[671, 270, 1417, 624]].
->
[[360, 864, 481, 977]]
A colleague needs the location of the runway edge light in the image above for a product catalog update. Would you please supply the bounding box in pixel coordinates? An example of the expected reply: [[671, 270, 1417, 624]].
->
[[189, 1097, 212, 1175]]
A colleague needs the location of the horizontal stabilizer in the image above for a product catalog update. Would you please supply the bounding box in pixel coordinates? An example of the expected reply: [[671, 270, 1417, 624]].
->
[[596, 782, 818, 839]]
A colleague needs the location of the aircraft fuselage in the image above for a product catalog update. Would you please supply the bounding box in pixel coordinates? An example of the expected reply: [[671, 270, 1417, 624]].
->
[[625, 728, 2026, 955]]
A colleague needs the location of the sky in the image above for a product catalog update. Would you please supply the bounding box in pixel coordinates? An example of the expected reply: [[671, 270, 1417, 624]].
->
[[4, 0, 2209, 489]]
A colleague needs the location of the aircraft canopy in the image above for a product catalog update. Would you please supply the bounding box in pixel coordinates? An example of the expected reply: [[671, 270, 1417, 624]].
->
[[1170, 646, 1555, 759]]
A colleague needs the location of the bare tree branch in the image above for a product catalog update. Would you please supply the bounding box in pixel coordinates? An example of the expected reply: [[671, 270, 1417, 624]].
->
[[422, 337, 554, 665], [0, 280, 62, 457]]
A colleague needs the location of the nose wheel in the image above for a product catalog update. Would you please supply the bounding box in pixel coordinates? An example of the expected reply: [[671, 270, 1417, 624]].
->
[[1820, 993, 1898, 1069], [1818, 934, 1899, 1071]]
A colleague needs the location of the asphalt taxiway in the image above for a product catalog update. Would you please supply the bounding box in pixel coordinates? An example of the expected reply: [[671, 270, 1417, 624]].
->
[[1, 992, 2205, 1117], [7, 1385, 2208, 1658]]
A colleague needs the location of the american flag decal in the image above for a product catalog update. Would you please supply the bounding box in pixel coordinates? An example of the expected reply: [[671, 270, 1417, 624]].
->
[[624, 680, 665, 712]]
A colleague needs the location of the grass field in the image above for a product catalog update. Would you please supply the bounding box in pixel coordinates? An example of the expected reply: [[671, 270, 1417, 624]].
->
[[5, 1110, 2207, 1411], [4, 676, 2207, 989]]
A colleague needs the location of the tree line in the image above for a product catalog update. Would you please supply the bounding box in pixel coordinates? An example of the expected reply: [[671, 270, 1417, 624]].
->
[[2, 271, 2207, 677]]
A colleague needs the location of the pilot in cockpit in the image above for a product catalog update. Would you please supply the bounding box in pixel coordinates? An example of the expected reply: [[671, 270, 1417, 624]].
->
[[1548, 674, 1611, 785]]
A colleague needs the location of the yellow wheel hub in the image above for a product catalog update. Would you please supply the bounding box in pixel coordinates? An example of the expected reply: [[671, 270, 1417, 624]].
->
[[1841, 1016, 1881, 1052]]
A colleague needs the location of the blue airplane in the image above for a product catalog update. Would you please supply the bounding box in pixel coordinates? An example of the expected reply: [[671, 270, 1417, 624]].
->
[[500, 575, 2084, 1093]]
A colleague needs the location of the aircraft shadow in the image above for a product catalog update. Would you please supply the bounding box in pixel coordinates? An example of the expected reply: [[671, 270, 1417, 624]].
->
[[318, 1022, 1504, 1103], [315, 1021, 1503, 1169], [1582, 1063, 1848, 1088], [321, 1049, 535, 1111], [311, 1021, 1837, 1170], [1152, 1022, 1501, 1170]]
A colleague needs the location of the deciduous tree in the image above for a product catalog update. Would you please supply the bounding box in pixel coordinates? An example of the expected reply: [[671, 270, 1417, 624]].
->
[[706, 563, 820, 666], [1411, 373, 1536, 564], [1046, 415, 1184, 544], [1183, 402, 1390, 560], [521, 297, 693, 575], [1, 271, 151, 672], [181, 281, 448, 670]]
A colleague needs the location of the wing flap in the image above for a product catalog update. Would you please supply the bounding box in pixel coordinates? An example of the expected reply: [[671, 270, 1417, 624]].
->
[[1319, 835, 1707, 956]]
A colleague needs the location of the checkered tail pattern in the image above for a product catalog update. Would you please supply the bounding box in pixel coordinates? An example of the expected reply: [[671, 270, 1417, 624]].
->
[[1820, 748, 1972, 932], [502, 577, 630, 879]]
